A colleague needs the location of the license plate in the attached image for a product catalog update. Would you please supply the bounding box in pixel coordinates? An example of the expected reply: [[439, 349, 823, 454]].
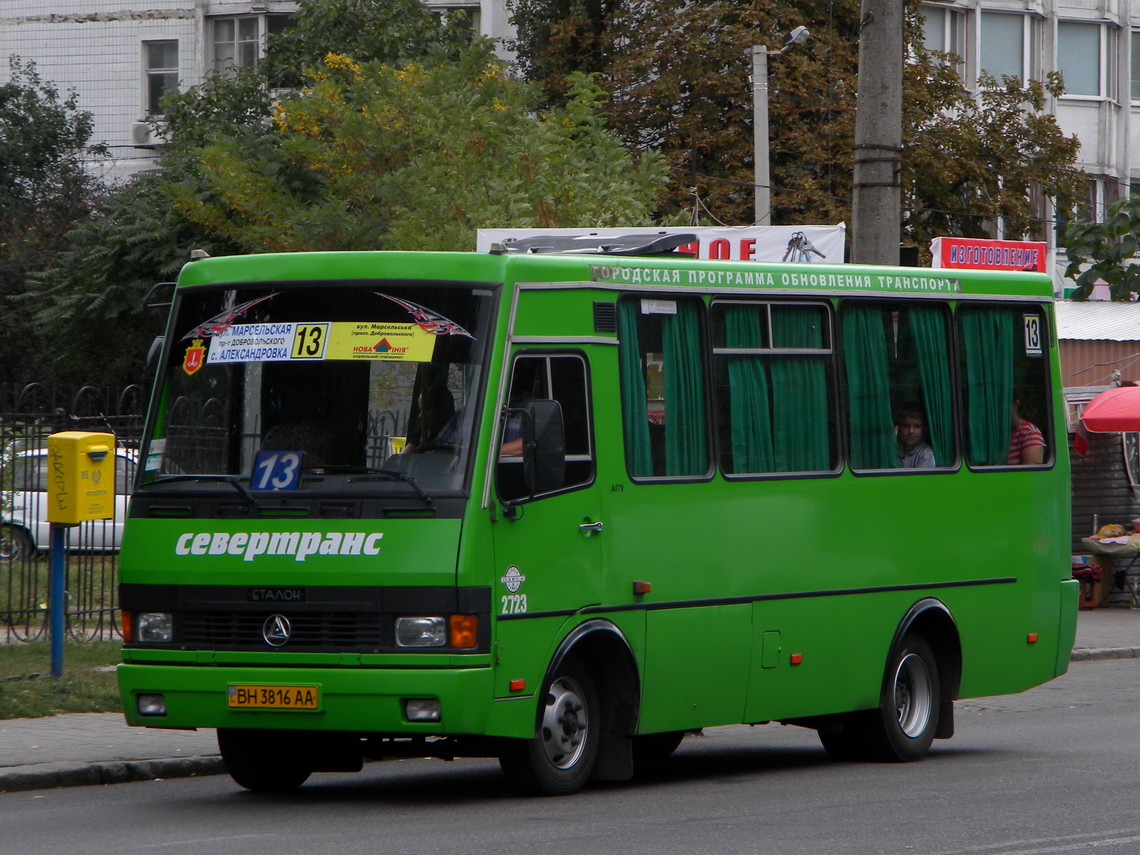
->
[[227, 684, 320, 711]]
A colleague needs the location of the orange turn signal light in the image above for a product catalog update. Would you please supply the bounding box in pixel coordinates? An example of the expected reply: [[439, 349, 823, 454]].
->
[[632, 580, 652, 595], [790, 653, 804, 665], [1027, 632, 1039, 644], [120, 610, 133, 643], [449, 615, 478, 649], [509, 679, 526, 692]]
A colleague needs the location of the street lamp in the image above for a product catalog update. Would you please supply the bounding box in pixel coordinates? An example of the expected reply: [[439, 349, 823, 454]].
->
[[752, 25, 810, 226]]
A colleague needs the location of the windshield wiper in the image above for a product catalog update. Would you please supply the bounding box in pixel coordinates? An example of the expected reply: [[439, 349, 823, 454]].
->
[[149, 474, 257, 504], [344, 468, 434, 507]]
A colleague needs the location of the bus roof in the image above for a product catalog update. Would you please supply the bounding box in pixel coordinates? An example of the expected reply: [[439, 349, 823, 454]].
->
[[175, 250, 1056, 300]]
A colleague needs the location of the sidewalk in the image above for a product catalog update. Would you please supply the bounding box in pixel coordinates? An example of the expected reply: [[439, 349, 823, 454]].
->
[[2, 606, 1138, 794]]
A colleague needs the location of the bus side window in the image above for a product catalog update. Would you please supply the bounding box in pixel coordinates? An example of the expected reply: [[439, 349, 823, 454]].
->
[[711, 300, 837, 476], [840, 300, 955, 471], [958, 303, 1051, 467], [618, 296, 710, 478], [496, 353, 594, 503]]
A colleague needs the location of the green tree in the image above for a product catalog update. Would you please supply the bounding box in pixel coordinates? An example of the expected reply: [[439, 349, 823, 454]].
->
[[509, 0, 1084, 250], [164, 44, 666, 252], [0, 57, 107, 385], [1063, 195, 1140, 301]]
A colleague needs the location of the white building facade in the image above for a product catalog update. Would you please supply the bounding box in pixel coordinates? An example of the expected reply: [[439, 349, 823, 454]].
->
[[1, 1, 1137, 291], [0, 0, 513, 181], [920, 0, 1140, 290]]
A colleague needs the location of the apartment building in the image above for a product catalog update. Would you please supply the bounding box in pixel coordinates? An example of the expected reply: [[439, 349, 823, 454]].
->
[[0, 0, 512, 181], [921, 0, 1139, 288], [1, 1, 1137, 290]]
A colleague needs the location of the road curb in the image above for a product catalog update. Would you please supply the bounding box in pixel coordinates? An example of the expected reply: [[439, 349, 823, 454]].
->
[[0, 756, 226, 794], [1070, 647, 1140, 662]]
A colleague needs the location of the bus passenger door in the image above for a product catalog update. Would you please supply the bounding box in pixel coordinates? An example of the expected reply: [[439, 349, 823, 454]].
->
[[491, 351, 603, 698]]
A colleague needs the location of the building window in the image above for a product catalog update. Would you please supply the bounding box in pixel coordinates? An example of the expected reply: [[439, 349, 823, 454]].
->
[[1057, 21, 1104, 98], [1131, 30, 1140, 102], [144, 41, 179, 116], [213, 17, 261, 72], [921, 4, 964, 59], [980, 11, 1028, 82]]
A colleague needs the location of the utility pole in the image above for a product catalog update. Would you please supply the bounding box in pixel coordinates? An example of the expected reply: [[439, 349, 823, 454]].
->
[[851, 0, 902, 264], [751, 27, 809, 226]]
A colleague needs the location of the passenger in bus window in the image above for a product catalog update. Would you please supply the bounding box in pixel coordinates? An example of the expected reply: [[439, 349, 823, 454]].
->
[[1008, 399, 1045, 465], [895, 405, 935, 469]]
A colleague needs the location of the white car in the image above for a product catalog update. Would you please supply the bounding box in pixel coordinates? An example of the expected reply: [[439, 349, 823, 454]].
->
[[0, 446, 135, 562]]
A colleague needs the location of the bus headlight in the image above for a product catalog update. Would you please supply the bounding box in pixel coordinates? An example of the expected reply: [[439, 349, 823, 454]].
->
[[137, 612, 173, 643], [395, 617, 446, 647]]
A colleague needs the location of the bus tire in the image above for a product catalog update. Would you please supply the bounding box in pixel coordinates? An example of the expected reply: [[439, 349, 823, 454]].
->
[[868, 633, 940, 761], [818, 634, 940, 762], [217, 728, 313, 792], [498, 658, 599, 795]]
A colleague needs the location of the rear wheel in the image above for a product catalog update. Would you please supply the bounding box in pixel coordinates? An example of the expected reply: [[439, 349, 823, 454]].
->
[[0, 525, 35, 563], [217, 729, 313, 792], [499, 658, 599, 795], [818, 633, 940, 762]]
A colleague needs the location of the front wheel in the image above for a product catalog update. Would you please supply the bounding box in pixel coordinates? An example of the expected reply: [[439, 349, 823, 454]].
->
[[499, 658, 599, 795], [217, 729, 313, 792], [0, 525, 35, 563]]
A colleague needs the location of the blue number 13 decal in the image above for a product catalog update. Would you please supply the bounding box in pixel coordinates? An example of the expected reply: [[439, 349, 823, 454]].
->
[[253, 451, 302, 490]]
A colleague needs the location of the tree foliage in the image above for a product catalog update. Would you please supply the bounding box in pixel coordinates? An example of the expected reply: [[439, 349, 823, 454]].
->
[[1063, 195, 1140, 301], [164, 45, 665, 252], [508, 0, 1085, 252], [0, 57, 107, 385], [24, 0, 665, 387]]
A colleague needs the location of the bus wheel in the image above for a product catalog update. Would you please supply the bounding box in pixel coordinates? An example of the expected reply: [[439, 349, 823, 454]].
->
[[499, 659, 599, 795], [869, 633, 940, 761], [819, 634, 939, 762], [217, 728, 312, 792]]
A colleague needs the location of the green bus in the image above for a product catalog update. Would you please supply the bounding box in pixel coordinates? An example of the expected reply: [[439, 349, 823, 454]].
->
[[117, 240, 1077, 795]]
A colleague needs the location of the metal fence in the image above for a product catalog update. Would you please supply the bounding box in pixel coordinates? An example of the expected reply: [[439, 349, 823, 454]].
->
[[1, 383, 145, 641]]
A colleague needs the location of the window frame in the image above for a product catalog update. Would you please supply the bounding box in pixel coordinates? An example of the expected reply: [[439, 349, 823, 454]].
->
[[709, 297, 841, 481], [1056, 19, 1110, 101], [837, 297, 960, 476], [142, 40, 179, 117], [495, 349, 596, 504], [979, 10, 1031, 85], [618, 294, 713, 483], [956, 300, 1054, 471]]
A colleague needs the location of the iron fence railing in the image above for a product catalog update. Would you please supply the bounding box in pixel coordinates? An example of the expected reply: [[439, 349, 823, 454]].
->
[[1, 383, 145, 641]]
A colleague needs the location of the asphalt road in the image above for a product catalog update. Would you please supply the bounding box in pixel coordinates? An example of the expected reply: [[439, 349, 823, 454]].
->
[[2, 658, 1139, 855]]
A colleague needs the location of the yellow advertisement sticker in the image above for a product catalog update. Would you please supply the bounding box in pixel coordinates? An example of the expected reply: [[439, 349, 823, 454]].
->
[[325, 322, 437, 362]]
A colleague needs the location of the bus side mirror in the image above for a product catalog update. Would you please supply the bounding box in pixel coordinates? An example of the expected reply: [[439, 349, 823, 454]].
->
[[522, 399, 565, 494], [144, 336, 165, 390]]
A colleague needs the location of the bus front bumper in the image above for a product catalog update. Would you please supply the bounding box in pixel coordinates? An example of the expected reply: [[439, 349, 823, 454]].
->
[[117, 662, 499, 735]]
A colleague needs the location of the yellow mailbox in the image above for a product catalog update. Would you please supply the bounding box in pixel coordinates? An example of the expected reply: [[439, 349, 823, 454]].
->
[[46, 431, 116, 525]]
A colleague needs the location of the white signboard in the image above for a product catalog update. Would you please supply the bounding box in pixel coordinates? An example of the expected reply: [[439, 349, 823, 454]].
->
[[477, 225, 846, 263]]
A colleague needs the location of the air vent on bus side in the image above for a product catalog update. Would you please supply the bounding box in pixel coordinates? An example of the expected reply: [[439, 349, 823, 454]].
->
[[593, 301, 617, 334]]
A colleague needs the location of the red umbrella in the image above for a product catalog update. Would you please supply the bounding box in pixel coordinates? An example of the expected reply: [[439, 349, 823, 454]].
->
[[1075, 386, 1140, 455]]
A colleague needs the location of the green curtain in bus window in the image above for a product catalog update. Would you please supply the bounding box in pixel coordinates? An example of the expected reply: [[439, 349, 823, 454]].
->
[[842, 304, 895, 469], [725, 307, 774, 472], [960, 307, 1013, 465], [770, 305, 831, 471], [909, 305, 953, 466], [662, 300, 708, 475], [618, 300, 653, 477]]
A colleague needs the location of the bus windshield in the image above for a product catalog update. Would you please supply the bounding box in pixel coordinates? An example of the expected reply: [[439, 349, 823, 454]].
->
[[142, 281, 495, 496]]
